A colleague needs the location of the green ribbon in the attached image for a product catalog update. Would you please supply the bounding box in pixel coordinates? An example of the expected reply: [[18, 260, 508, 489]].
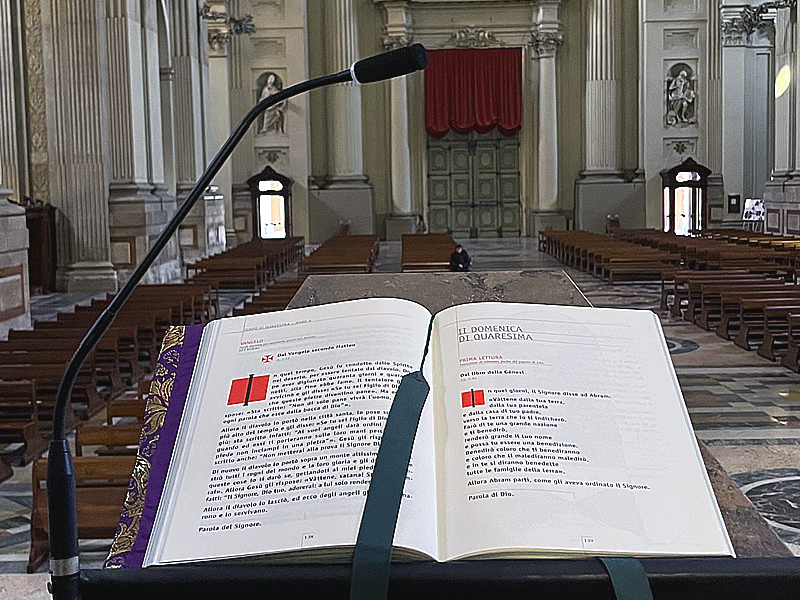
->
[[599, 557, 654, 600], [350, 371, 430, 600]]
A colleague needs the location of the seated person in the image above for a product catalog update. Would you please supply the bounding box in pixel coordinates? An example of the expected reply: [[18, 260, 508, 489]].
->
[[449, 244, 471, 272]]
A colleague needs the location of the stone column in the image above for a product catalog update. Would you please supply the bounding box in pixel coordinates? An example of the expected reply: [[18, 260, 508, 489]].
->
[[574, 0, 643, 233], [583, 0, 620, 177], [0, 181, 31, 337], [0, 3, 32, 333], [764, 4, 800, 229], [41, 0, 117, 291], [706, 0, 726, 224], [721, 4, 774, 205], [172, 0, 225, 263], [105, 0, 181, 284], [312, 0, 373, 239], [529, 10, 565, 236], [793, 6, 800, 178], [383, 30, 418, 240], [325, 0, 366, 187], [228, 0, 254, 246], [0, 0, 22, 200], [206, 1, 236, 249]]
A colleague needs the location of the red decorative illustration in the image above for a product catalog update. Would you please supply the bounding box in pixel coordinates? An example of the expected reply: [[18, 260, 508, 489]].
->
[[228, 374, 270, 406], [262, 354, 273, 363], [461, 389, 485, 408]]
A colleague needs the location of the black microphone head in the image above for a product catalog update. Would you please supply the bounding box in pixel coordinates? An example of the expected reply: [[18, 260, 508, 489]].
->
[[352, 43, 428, 85]]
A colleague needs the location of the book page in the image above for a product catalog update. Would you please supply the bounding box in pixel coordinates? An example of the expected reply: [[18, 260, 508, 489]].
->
[[146, 298, 437, 565], [431, 302, 733, 561]]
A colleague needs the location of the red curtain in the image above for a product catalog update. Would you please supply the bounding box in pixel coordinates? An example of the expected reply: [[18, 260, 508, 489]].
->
[[425, 48, 522, 139]]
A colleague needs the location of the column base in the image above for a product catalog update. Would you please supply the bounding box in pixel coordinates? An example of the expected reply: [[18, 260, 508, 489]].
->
[[309, 184, 374, 244], [529, 211, 568, 239], [232, 183, 253, 247], [58, 262, 118, 293], [175, 185, 227, 264], [0, 199, 31, 339], [325, 174, 371, 189], [764, 177, 800, 236], [108, 182, 182, 285], [226, 229, 239, 249], [574, 177, 646, 233], [706, 173, 726, 226], [385, 214, 420, 241]]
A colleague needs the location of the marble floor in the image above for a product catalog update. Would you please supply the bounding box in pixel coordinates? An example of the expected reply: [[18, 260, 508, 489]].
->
[[1, 239, 799, 582]]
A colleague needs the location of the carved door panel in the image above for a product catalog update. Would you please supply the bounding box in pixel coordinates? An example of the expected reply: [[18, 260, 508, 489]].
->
[[427, 131, 519, 238], [427, 144, 451, 233]]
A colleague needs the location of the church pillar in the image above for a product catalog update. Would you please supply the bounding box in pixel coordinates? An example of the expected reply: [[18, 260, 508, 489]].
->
[[706, 0, 726, 225], [583, 0, 620, 177], [764, 4, 799, 234], [0, 176, 31, 337], [41, 0, 118, 291], [792, 6, 800, 177], [325, 0, 366, 186], [312, 0, 373, 239], [172, 0, 224, 263], [206, 1, 237, 249], [0, 0, 23, 201], [228, 0, 254, 246], [105, 0, 181, 284], [574, 0, 643, 233], [721, 4, 774, 205], [529, 2, 565, 237], [383, 21, 419, 240]]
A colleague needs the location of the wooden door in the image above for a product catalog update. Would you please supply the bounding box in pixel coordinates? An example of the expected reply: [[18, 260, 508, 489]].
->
[[427, 131, 520, 238]]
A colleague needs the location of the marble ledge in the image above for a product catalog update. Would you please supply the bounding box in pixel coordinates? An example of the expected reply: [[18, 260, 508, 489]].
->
[[287, 270, 591, 314]]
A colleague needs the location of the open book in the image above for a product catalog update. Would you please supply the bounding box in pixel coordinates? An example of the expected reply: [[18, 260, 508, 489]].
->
[[135, 298, 733, 567]]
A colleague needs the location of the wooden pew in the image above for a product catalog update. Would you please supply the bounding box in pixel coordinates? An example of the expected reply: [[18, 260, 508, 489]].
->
[[28, 455, 136, 573], [780, 314, 800, 372], [757, 305, 800, 361], [659, 269, 749, 311], [401, 233, 455, 272], [734, 296, 800, 350], [691, 282, 792, 329], [234, 278, 306, 317], [0, 346, 123, 399], [0, 361, 103, 421], [0, 380, 45, 464], [300, 235, 379, 274], [75, 423, 143, 456], [714, 288, 800, 339], [671, 274, 767, 319]]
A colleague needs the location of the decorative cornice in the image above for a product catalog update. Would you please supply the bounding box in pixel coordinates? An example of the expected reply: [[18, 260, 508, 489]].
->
[[382, 33, 412, 50], [530, 30, 564, 58], [199, 2, 255, 54], [721, 1, 794, 47], [445, 27, 503, 48]]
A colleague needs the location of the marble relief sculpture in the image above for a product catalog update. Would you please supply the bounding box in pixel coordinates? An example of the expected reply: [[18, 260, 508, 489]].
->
[[257, 72, 287, 134], [665, 65, 697, 126]]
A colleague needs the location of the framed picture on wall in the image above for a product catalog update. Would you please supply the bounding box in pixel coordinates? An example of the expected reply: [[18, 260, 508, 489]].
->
[[727, 194, 740, 214]]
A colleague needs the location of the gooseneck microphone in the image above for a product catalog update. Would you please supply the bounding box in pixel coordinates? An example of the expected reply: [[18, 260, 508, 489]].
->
[[351, 43, 427, 84], [47, 43, 426, 600]]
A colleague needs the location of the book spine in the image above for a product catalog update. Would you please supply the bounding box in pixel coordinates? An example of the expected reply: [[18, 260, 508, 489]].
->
[[104, 324, 205, 569]]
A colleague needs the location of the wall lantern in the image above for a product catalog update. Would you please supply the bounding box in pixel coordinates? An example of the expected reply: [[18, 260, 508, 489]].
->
[[247, 165, 292, 240], [660, 157, 711, 236]]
